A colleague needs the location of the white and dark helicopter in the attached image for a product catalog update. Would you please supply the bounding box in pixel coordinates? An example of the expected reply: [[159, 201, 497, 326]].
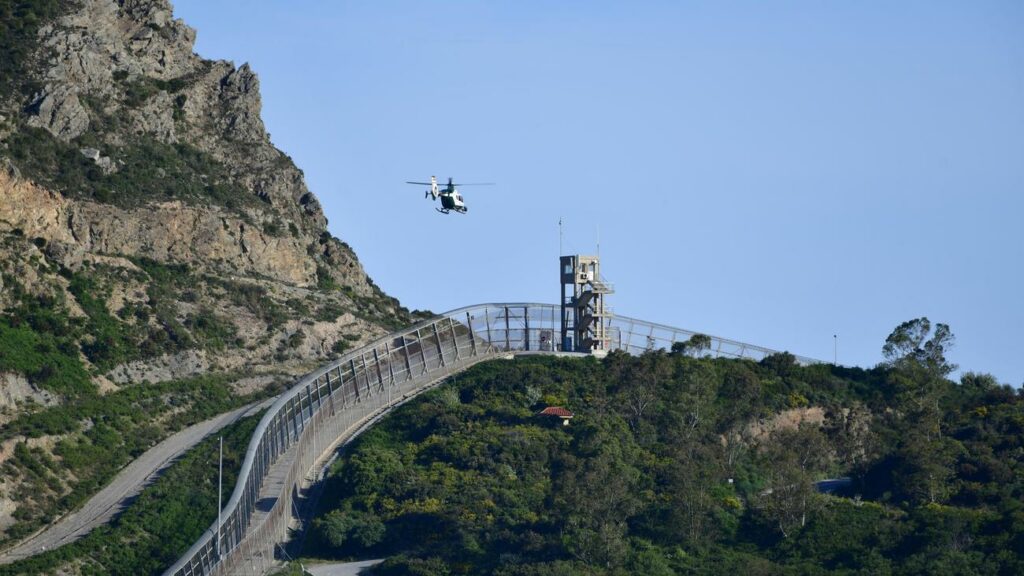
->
[[406, 176, 493, 214]]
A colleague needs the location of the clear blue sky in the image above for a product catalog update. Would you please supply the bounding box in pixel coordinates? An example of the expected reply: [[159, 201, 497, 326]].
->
[[173, 1, 1024, 385]]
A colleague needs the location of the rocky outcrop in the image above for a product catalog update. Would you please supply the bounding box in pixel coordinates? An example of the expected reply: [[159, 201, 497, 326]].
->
[[0, 0, 399, 296], [25, 86, 90, 140], [0, 0, 417, 383], [0, 171, 320, 284], [0, 373, 56, 422], [0, 0, 419, 550], [13, 0, 327, 230]]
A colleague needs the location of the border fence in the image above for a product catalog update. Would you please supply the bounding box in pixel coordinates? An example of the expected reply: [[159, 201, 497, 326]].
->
[[164, 303, 816, 576]]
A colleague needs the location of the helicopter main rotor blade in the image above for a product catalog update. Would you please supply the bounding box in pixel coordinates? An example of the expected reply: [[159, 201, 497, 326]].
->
[[449, 183, 495, 186], [405, 181, 434, 185]]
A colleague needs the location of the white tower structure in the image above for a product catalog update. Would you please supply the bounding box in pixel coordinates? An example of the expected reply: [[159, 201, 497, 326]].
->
[[560, 254, 614, 353]]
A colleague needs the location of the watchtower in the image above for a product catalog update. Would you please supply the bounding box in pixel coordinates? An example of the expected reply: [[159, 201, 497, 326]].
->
[[560, 254, 614, 353]]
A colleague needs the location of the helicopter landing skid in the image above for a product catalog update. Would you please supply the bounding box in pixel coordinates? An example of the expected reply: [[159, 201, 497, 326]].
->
[[436, 207, 467, 215]]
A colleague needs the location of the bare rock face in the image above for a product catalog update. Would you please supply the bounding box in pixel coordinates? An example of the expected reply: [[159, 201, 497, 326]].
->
[[17, 0, 312, 220], [216, 64, 266, 143], [26, 86, 90, 140], [0, 171, 317, 284], [105, 349, 211, 385], [0, 373, 57, 421], [129, 90, 178, 142], [3, 0, 390, 295], [0, 0, 414, 375], [25, 0, 193, 139]]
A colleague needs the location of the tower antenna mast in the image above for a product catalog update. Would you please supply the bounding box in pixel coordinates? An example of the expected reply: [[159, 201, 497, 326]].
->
[[559, 217, 563, 256]]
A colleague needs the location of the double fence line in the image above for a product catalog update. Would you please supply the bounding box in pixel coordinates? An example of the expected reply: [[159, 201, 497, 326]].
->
[[165, 303, 816, 576]]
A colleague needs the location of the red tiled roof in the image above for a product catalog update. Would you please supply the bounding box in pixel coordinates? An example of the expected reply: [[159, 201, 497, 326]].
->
[[538, 406, 574, 418]]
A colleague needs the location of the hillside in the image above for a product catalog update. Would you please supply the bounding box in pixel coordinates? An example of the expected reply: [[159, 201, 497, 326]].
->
[[0, 0, 421, 547], [301, 329, 1024, 575]]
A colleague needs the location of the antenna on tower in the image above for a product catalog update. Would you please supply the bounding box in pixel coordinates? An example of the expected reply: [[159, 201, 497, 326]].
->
[[559, 217, 563, 257]]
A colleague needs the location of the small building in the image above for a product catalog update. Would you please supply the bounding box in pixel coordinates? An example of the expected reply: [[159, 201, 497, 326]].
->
[[537, 406, 575, 426]]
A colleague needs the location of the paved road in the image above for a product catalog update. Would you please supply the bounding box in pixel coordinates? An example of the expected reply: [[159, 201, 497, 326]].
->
[[0, 398, 275, 564], [305, 559, 384, 576]]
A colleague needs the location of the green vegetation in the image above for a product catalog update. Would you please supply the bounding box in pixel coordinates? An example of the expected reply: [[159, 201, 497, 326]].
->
[[0, 411, 262, 576], [0, 372, 278, 543], [206, 274, 289, 329], [0, 254, 292, 538], [184, 307, 239, 350], [348, 281, 420, 332], [0, 259, 195, 395], [315, 301, 346, 322], [0, 257, 307, 387], [317, 264, 340, 291], [116, 61, 211, 109], [5, 127, 259, 212], [0, 0, 66, 98], [303, 320, 1023, 575], [0, 319, 93, 397], [67, 272, 138, 370]]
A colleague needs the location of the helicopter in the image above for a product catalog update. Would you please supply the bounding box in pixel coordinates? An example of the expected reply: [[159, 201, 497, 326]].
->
[[406, 176, 493, 214]]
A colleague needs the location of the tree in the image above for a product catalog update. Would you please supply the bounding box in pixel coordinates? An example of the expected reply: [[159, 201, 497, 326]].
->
[[668, 442, 722, 545], [881, 319, 962, 505], [755, 425, 831, 538], [892, 431, 963, 505], [670, 359, 718, 443], [312, 509, 386, 551], [671, 333, 712, 357], [620, 352, 671, 432], [718, 364, 762, 427], [556, 443, 640, 569], [823, 403, 875, 475], [883, 318, 956, 439], [959, 372, 999, 393], [882, 317, 957, 376]]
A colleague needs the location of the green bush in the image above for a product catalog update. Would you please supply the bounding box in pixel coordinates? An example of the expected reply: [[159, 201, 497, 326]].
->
[[0, 320, 92, 396], [68, 273, 138, 369], [184, 307, 237, 350]]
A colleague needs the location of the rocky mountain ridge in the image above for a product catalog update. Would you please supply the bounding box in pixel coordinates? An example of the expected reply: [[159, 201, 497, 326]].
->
[[0, 0, 420, 548], [0, 0, 413, 382]]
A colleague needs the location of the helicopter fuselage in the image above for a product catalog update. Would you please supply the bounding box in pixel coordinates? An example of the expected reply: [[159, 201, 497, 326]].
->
[[439, 191, 466, 213]]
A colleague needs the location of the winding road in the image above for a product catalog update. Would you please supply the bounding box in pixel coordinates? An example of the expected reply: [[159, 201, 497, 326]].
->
[[0, 397, 275, 565]]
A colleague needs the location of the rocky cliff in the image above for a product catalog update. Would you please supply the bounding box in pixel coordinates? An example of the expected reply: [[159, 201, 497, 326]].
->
[[0, 0, 420, 545]]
